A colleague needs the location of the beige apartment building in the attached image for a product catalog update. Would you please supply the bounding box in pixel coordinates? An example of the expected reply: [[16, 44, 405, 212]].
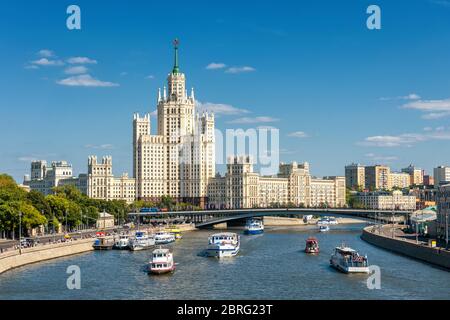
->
[[365, 165, 391, 190], [207, 156, 345, 209], [87, 156, 136, 204], [345, 163, 365, 190], [401, 165, 424, 186], [390, 172, 411, 189], [356, 190, 416, 210]]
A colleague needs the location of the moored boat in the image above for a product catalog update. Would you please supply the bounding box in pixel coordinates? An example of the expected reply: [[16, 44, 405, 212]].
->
[[206, 232, 240, 258], [148, 247, 175, 275], [93, 237, 114, 250], [113, 235, 130, 250], [330, 244, 369, 274], [244, 218, 264, 235], [319, 225, 330, 232], [305, 237, 319, 254], [129, 231, 155, 251], [154, 231, 176, 244], [165, 227, 183, 240]]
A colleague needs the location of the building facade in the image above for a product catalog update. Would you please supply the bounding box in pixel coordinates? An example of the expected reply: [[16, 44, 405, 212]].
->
[[365, 165, 391, 190], [24, 160, 87, 195], [133, 41, 215, 206], [390, 172, 411, 189], [401, 165, 424, 186], [207, 156, 345, 209], [345, 163, 365, 190], [356, 190, 416, 210], [434, 166, 450, 187], [87, 156, 136, 204], [436, 184, 450, 244]]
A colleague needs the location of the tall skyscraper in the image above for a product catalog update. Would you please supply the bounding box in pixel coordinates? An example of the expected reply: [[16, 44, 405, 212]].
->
[[133, 40, 215, 206]]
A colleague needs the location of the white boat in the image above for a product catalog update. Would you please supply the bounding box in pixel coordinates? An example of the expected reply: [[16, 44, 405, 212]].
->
[[244, 218, 264, 235], [113, 235, 130, 250], [154, 231, 176, 245], [319, 225, 330, 232], [129, 231, 155, 251], [328, 217, 339, 225], [330, 244, 370, 274], [148, 247, 175, 275], [206, 232, 240, 258], [317, 218, 330, 225]]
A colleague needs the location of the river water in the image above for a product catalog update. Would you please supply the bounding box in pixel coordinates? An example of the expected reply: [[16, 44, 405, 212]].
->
[[0, 223, 449, 300]]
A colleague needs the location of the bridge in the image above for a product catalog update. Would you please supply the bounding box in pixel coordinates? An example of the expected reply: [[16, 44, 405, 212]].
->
[[128, 208, 411, 229]]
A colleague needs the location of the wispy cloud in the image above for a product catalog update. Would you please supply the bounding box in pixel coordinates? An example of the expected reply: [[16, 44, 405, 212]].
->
[[359, 127, 450, 147], [196, 101, 250, 115], [31, 58, 64, 67], [402, 98, 450, 119], [67, 57, 98, 64], [365, 153, 399, 162], [430, 0, 450, 8], [38, 49, 55, 58], [146, 75, 155, 79], [84, 144, 114, 150], [287, 131, 309, 139], [57, 74, 119, 87], [379, 93, 421, 101], [18, 156, 38, 162], [225, 66, 256, 74], [64, 66, 88, 75], [206, 63, 227, 70], [228, 116, 279, 124]]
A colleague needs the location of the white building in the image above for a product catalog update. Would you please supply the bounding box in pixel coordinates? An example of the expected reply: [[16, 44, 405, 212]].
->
[[390, 172, 411, 189], [356, 190, 416, 210], [133, 41, 215, 207], [24, 160, 87, 195]]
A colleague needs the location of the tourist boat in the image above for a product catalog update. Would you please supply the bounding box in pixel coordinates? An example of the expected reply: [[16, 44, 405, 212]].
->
[[327, 217, 339, 225], [148, 247, 175, 275], [304, 237, 320, 254], [165, 227, 183, 240], [330, 244, 370, 274], [244, 218, 264, 235], [319, 225, 330, 232], [154, 231, 176, 245], [113, 235, 130, 250], [93, 237, 114, 250], [129, 231, 155, 251], [206, 232, 240, 258]]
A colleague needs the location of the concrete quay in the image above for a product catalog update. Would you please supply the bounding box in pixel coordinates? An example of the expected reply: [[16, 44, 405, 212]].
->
[[361, 225, 450, 270]]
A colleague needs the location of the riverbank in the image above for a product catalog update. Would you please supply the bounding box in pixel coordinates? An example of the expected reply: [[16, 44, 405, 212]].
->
[[263, 216, 366, 226], [0, 238, 96, 274], [361, 225, 450, 270]]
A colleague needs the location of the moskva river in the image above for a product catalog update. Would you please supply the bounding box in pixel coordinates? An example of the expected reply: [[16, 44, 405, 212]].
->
[[0, 223, 449, 300]]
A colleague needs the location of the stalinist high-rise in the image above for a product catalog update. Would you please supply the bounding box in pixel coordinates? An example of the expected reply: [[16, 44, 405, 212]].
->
[[133, 40, 215, 206]]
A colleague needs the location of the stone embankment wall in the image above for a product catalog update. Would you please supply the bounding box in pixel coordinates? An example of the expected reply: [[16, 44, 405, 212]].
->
[[361, 226, 450, 270], [0, 239, 95, 274]]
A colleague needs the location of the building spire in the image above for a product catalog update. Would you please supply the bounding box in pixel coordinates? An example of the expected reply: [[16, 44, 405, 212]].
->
[[172, 38, 180, 74]]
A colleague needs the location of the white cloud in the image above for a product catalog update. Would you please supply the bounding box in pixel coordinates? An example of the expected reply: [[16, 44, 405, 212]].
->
[[228, 116, 279, 124], [67, 57, 98, 64], [288, 131, 309, 138], [57, 74, 119, 87], [225, 66, 256, 74], [150, 110, 157, 116], [64, 66, 88, 75], [146, 75, 155, 79], [196, 101, 250, 115], [364, 153, 399, 162], [84, 144, 114, 150], [31, 58, 64, 67], [18, 156, 38, 162], [359, 128, 450, 147], [24, 65, 39, 70], [402, 98, 450, 119], [38, 49, 54, 58], [206, 63, 227, 70], [380, 93, 421, 101]]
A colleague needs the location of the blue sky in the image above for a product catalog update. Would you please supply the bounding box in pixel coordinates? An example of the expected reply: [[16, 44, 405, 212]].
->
[[2, 0, 450, 182]]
